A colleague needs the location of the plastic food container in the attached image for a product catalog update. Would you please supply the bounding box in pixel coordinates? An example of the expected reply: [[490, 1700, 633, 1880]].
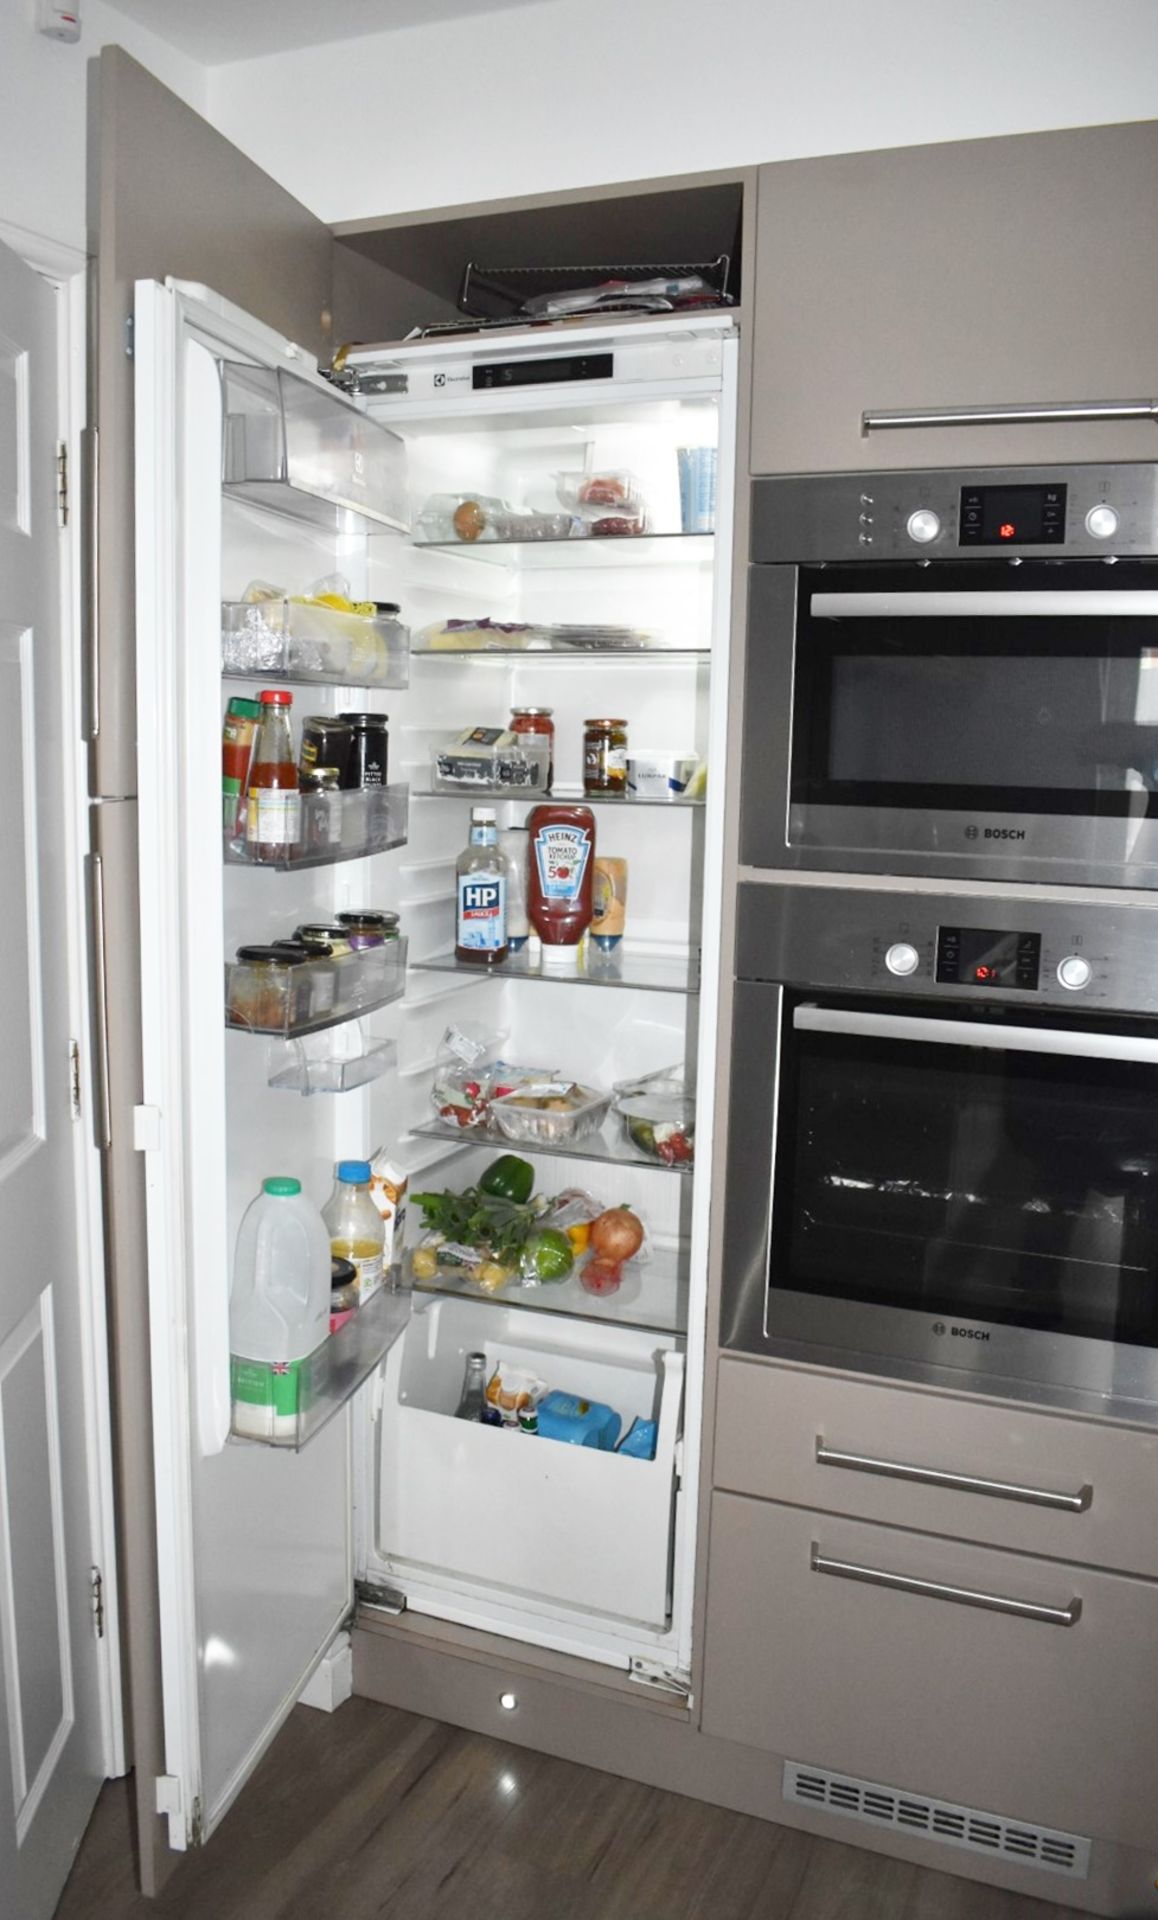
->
[[555, 470, 647, 525], [626, 750, 700, 799], [221, 599, 408, 686], [617, 1090, 696, 1166], [489, 1082, 612, 1146], [431, 728, 549, 794]]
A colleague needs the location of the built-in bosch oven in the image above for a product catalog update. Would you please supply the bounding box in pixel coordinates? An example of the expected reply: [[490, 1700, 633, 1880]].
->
[[722, 880, 1158, 1410], [742, 464, 1158, 887]]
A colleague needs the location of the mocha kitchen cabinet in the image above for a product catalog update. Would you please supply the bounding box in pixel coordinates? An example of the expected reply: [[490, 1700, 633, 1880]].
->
[[750, 120, 1158, 475]]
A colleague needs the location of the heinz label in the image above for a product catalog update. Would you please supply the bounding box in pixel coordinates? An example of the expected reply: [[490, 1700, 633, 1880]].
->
[[532, 824, 592, 902], [457, 873, 507, 951]]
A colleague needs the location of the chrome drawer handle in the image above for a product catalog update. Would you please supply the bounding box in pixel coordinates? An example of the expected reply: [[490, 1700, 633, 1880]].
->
[[861, 397, 1158, 434], [811, 1545, 1081, 1627], [815, 1440, 1092, 1514]]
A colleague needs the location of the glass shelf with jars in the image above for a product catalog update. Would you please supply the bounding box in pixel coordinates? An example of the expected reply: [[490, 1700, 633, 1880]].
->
[[225, 937, 408, 1038]]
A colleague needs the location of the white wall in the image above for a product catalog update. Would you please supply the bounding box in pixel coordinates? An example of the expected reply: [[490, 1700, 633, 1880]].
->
[[208, 0, 1158, 223], [0, 0, 207, 260]]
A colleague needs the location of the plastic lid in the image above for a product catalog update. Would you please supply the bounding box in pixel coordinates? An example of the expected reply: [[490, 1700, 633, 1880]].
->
[[259, 689, 292, 705], [336, 909, 399, 929], [585, 717, 627, 726], [339, 711, 389, 727], [227, 696, 262, 719], [336, 1159, 372, 1184], [511, 707, 554, 717], [235, 943, 310, 964], [539, 941, 580, 965], [471, 807, 497, 824], [263, 1176, 301, 1196]]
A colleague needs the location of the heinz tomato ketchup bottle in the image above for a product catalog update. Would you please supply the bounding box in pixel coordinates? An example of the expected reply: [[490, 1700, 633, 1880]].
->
[[526, 803, 595, 966]]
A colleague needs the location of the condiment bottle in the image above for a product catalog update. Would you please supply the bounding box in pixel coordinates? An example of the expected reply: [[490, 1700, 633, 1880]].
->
[[339, 712, 389, 788], [301, 767, 343, 854], [590, 855, 628, 951], [455, 807, 508, 966], [526, 803, 595, 966], [323, 1160, 386, 1305], [584, 717, 628, 795], [499, 828, 529, 953], [510, 707, 554, 789], [246, 690, 301, 861], [222, 696, 261, 842]]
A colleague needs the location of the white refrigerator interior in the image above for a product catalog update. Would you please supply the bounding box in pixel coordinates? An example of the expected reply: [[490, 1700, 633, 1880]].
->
[[134, 281, 736, 1848]]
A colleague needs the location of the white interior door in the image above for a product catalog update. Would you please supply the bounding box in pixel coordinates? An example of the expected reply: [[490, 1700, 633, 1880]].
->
[[0, 241, 107, 1916]]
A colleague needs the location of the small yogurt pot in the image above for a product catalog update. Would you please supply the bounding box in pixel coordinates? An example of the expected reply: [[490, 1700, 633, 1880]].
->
[[626, 751, 700, 799]]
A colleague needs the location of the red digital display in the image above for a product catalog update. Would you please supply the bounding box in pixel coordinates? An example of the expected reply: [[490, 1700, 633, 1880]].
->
[[974, 964, 998, 981], [999, 522, 1016, 540]]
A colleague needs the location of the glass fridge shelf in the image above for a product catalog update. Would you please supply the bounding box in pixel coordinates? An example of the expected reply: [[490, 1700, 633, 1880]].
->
[[229, 1285, 411, 1451], [405, 1249, 689, 1339], [225, 783, 408, 871], [410, 944, 700, 996], [411, 786, 704, 809], [411, 531, 714, 569], [267, 1032, 397, 1097], [410, 1115, 695, 1174], [225, 938, 408, 1038], [222, 600, 409, 690]]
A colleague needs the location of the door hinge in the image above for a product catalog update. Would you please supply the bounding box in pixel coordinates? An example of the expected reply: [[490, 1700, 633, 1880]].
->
[[69, 1040, 82, 1121], [190, 1797, 204, 1847], [89, 1565, 104, 1639], [355, 1577, 407, 1617], [125, 315, 134, 359], [629, 1657, 691, 1701], [56, 442, 68, 527]]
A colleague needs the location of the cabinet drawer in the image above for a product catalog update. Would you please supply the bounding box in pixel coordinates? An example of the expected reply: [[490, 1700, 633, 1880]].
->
[[702, 1493, 1158, 1850], [714, 1358, 1158, 1578]]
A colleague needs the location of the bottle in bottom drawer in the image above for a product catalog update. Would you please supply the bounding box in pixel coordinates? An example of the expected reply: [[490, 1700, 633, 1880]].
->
[[462, 1358, 656, 1458]]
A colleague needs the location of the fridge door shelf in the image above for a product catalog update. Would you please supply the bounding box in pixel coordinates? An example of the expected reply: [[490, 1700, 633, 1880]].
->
[[413, 786, 705, 808], [410, 944, 700, 996], [378, 1299, 684, 1626], [222, 600, 409, 689], [230, 1286, 411, 1451], [405, 1244, 690, 1338], [221, 359, 408, 533], [267, 1030, 398, 1096], [226, 782, 409, 870], [410, 1114, 695, 1174], [225, 938, 408, 1037]]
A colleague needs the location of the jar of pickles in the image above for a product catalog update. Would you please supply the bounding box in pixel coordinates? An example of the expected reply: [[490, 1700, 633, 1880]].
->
[[337, 909, 401, 1007], [226, 945, 313, 1033], [583, 717, 628, 795]]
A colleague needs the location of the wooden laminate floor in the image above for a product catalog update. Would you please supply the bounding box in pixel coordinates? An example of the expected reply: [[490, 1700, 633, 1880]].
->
[[57, 1698, 1080, 1920]]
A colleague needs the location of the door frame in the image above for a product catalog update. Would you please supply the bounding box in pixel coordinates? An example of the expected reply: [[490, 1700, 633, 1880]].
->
[[0, 214, 125, 1781]]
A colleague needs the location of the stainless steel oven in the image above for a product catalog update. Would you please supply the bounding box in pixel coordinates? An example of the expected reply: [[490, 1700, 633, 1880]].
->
[[722, 879, 1158, 1410], [742, 463, 1158, 888]]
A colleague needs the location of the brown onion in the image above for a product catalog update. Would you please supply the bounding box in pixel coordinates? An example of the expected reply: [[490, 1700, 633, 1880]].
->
[[589, 1207, 644, 1264]]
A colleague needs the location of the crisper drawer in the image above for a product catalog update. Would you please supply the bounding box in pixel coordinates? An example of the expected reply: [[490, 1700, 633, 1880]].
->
[[376, 1299, 683, 1629], [701, 1493, 1158, 1851], [714, 1358, 1158, 1578]]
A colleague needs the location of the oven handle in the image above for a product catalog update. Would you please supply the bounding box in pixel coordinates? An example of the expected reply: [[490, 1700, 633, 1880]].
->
[[861, 397, 1158, 434], [811, 1545, 1082, 1627], [810, 590, 1158, 620], [815, 1440, 1092, 1513], [794, 1003, 1158, 1066]]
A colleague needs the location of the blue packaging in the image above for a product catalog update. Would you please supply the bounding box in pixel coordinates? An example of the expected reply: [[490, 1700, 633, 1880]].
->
[[536, 1390, 621, 1450], [617, 1418, 658, 1460]]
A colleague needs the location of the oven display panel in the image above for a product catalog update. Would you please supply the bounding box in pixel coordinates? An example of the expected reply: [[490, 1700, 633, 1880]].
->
[[959, 483, 1067, 545], [935, 926, 1041, 989]]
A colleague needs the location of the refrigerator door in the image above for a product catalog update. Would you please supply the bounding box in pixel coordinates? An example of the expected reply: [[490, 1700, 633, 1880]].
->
[[133, 280, 353, 1849]]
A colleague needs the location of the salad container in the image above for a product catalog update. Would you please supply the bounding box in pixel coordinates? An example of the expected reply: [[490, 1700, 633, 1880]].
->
[[489, 1081, 612, 1146]]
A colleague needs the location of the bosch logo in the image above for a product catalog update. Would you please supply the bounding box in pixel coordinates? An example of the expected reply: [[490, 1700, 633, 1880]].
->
[[952, 1326, 991, 1341], [964, 825, 1026, 842], [933, 1322, 946, 1335], [964, 826, 979, 841]]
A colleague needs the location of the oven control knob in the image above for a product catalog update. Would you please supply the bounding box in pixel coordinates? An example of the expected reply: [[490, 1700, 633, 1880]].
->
[[885, 941, 920, 977], [1084, 504, 1119, 541], [1057, 954, 1092, 991], [906, 509, 941, 545]]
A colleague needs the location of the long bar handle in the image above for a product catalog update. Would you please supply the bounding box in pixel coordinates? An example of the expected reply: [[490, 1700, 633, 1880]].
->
[[794, 1002, 1158, 1067], [862, 398, 1158, 435], [815, 1440, 1092, 1513], [811, 1545, 1082, 1627], [85, 850, 112, 1152], [81, 425, 99, 744]]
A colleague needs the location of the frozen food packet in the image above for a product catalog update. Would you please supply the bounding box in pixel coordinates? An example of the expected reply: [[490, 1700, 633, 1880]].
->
[[484, 1364, 546, 1427], [617, 1418, 658, 1461]]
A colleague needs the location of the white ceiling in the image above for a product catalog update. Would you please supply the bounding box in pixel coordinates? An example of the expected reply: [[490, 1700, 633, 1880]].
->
[[107, 0, 546, 65]]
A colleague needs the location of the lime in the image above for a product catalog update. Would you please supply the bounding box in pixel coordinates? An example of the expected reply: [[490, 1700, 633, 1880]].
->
[[525, 1228, 574, 1283]]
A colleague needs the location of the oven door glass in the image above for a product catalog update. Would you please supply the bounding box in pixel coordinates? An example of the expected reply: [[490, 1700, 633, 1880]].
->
[[771, 998, 1158, 1346], [792, 560, 1158, 819]]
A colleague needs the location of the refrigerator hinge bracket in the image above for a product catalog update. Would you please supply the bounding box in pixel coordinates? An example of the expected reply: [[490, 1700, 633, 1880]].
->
[[69, 1040, 82, 1121], [629, 1657, 691, 1701], [125, 316, 134, 359], [56, 442, 68, 527], [355, 1578, 407, 1617], [89, 1565, 104, 1639], [132, 1104, 162, 1152], [674, 1437, 685, 1488], [155, 1774, 182, 1821]]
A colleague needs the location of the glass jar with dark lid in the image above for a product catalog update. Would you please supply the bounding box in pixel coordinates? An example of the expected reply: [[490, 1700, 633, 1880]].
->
[[228, 943, 312, 1032], [299, 715, 352, 786], [338, 712, 389, 789], [336, 909, 400, 947], [584, 717, 628, 795], [300, 765, 343, 853], [272, 935, 337, 1016]]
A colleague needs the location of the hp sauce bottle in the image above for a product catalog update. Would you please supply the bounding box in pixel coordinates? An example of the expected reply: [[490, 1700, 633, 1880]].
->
[[455, 806, 509, 965]]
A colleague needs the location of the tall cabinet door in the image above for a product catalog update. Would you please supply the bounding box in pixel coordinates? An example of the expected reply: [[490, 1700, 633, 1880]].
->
[[89, 49, 335, 1895], [750, 119, 1158, 476]]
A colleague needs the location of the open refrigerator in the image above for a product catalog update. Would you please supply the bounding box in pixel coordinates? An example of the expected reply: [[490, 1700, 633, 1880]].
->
[[132, 281, 737, 1849]]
